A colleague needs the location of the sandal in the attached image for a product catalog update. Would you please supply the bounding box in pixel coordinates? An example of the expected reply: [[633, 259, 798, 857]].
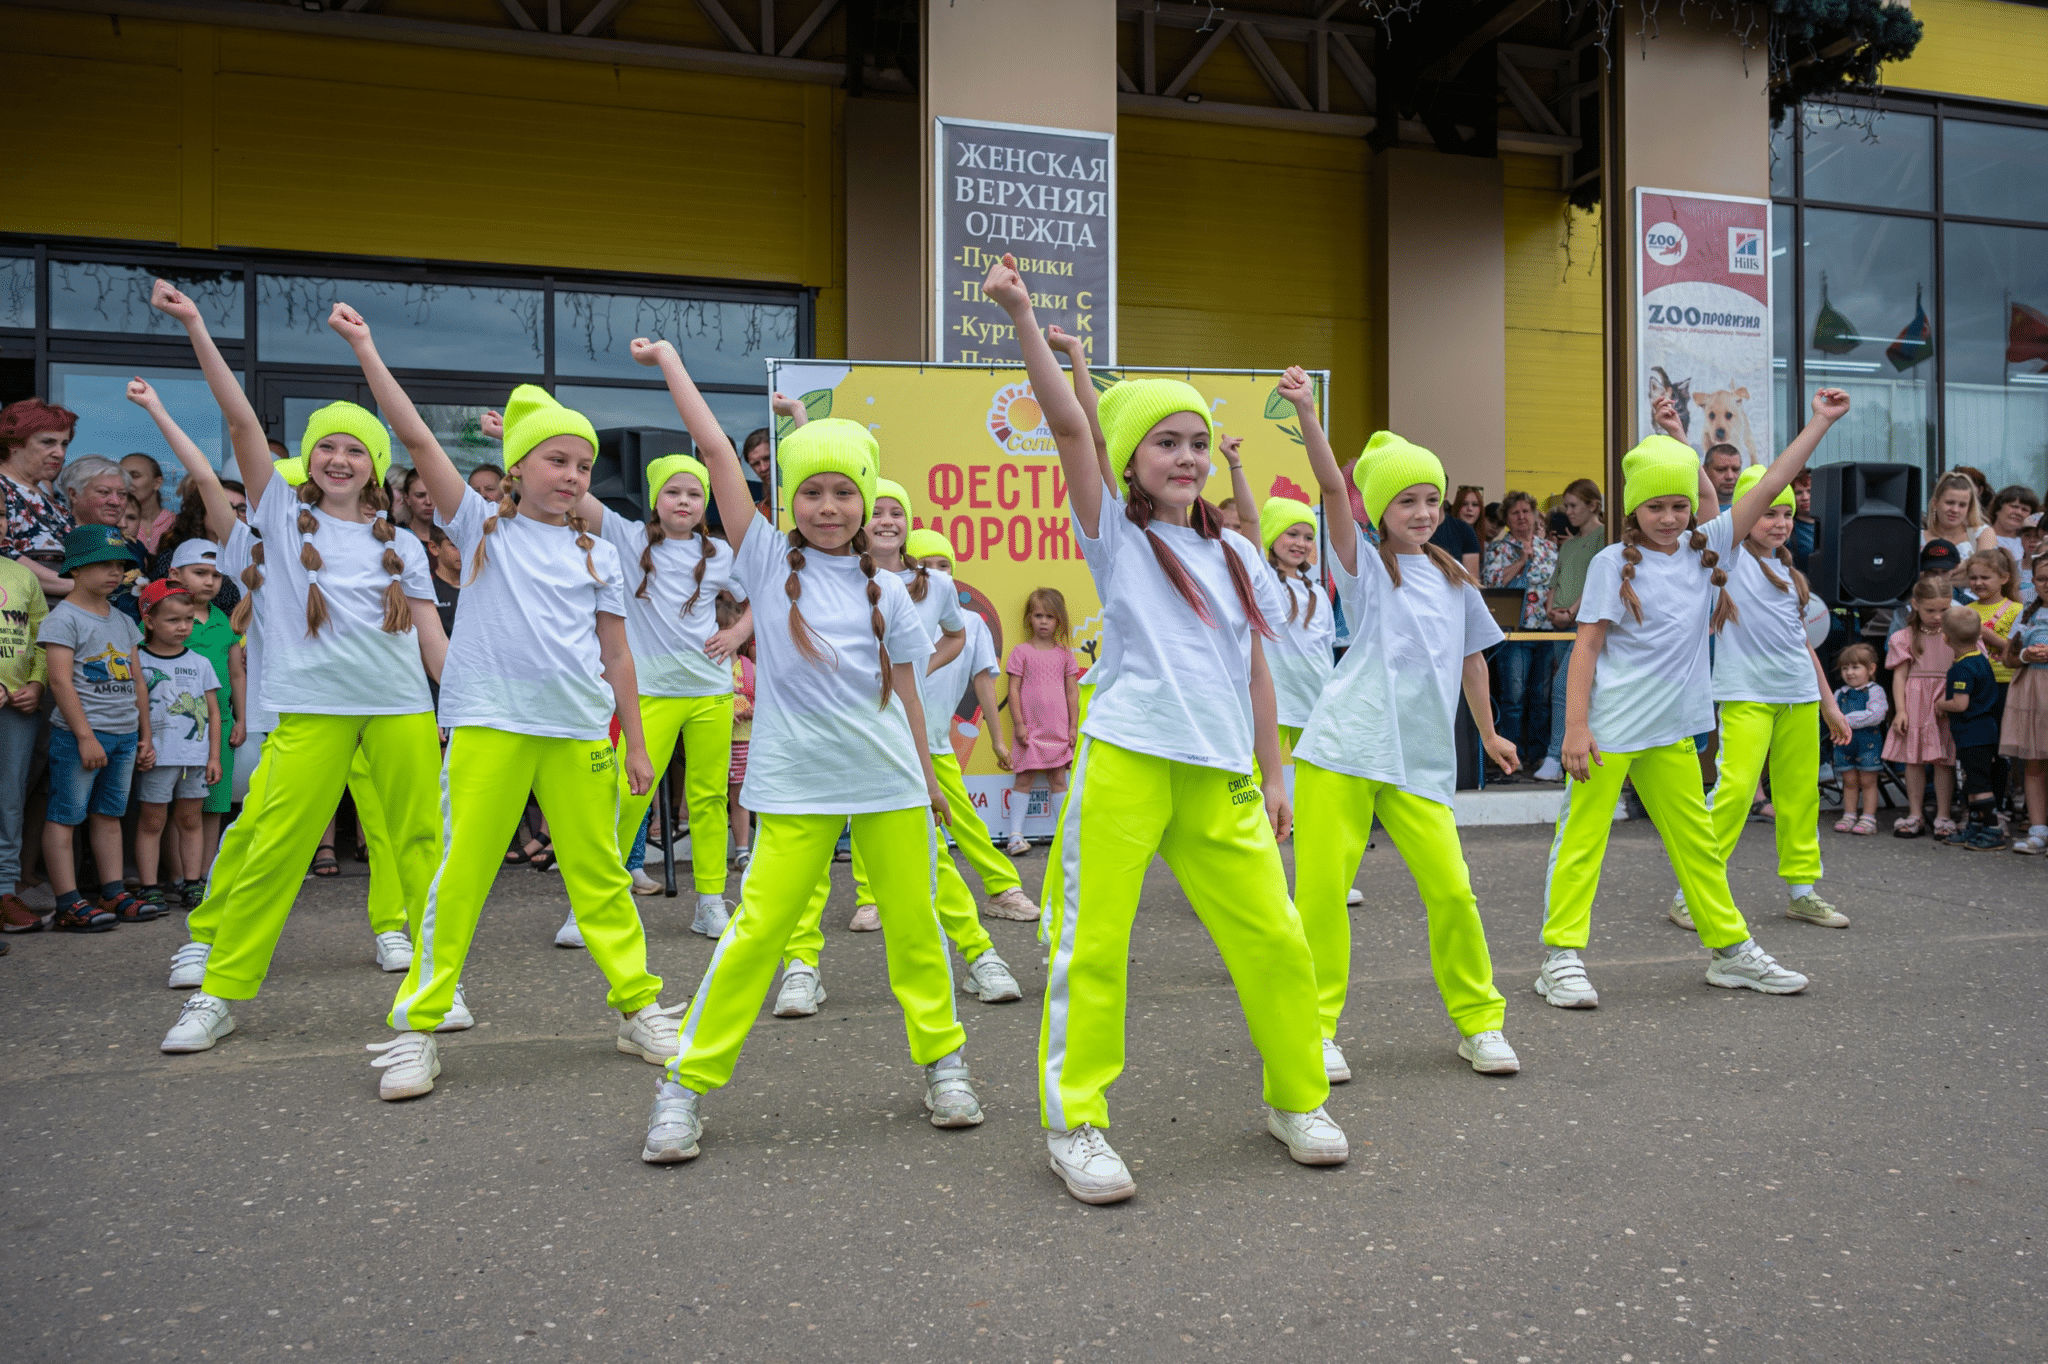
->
[[530, 845, 558, 873], [1933, 817, 1959, 842], [311, 844, 340, 877], [52, 898, 117, 933], [1833, 815, 1856, 833], [1852, 815, 1878, 835], [1892, 815, 1924, 837], [1748, 800, 1775, 823]]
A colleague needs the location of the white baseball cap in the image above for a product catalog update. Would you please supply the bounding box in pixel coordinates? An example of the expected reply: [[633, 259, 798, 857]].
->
[[168, 539, 222, 569]]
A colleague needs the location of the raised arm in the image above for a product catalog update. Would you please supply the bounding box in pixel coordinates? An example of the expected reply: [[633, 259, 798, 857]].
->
[[1282, 366, 1355, 577], [1220, 433, 1255, 525], [151, 280, 273, 506], [124, 379, 239, 544], [329, 304, 466, 519], [1731, 388, 1849, 544], [1652, 394, 1716, 517], [634, 338, 758, 553], [1046, 327, 1111, 488], [982, 256, 1100, 538], [770, 392, 810, 430]]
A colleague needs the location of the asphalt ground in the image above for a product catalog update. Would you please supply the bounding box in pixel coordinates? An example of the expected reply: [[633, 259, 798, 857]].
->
[[3, 816, 2043, 1363]]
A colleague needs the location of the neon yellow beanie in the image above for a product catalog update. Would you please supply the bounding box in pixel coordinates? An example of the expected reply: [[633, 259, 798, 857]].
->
[[875, 478, 914, 520], [1621, 434, 1702, 515], [645, 453, 710, 506], [1357, 430, 1447, 527], [502, 384, 598, 469], [1100, 379, 1213, 487], [904, 528, 954, 562], [1259, 497, 1317, 553], [1732, 463, 1793, 510], [778, 418, 880, 523], [276, 401, 391, 486]]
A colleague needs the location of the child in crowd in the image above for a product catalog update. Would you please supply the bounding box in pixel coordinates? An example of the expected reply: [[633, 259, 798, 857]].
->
[[1965, 547, 2023, 810], [167, 539, 244, 891], [1830, 642, 1889, 835], [1989, 487, 2039, 604], [40, 525, 153, 930], [1937, 607, 2004, 849], [1002, 587, 1080, 855], [0, 553, 48, 935], [1886, 573, 1962, 837], [727, 613, 755, 873], [133, 579, 222, 914], [2001, 551, 2048, 854]]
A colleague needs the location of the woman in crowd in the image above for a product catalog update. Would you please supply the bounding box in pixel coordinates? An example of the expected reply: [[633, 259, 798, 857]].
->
[[0, 399, 77, 600], [1482, 490, 1559, 770], [1534, 478, 1606, 783]]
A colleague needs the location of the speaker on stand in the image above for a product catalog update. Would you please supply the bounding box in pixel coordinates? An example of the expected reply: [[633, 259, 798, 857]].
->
[[1810, 461, 1923, 611]]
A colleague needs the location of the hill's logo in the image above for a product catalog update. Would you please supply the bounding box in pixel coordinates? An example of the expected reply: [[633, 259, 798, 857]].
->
[[1728, 226, 1764, 275], [987, 382, 1055, 454], [1645, 221, 1688, 267]]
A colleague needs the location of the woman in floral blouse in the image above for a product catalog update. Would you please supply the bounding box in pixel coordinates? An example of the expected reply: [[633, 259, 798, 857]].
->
[[0, 399, 79, 600], [1481, 490, 1558, 769]]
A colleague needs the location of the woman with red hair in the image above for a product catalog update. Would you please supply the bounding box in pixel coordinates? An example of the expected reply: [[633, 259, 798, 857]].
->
[[0, 399, 80, 599]]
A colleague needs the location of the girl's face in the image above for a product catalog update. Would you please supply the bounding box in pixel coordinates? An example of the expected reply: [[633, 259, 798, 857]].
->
[[118, 501, 142, 539], [405, 477, 435, 524], [654, 472, 706, 539], [1561, 492, 1598, 531], [1030, 608, 1059, 640], [1456, 492, 1482, 524], [1128, 413, 1211, 513], [1840, 660, 1872, 688], [2033, 558, 2048, 599], [868, 497, 908, 554], [792, 472, 864, 553], [1936, 487, 1972, 530], [517, 436, 594, 522], [1379, 484, 1442, 552], [1966, 561, 2006, 601], [1635, 494, 1694, 548], [1750, 504, 1794, 551], [1995, 501, 2032, 535], [1272, 522, 1315, 569], [1914, 595, 1949, 629], [308, 434, 374, 503]]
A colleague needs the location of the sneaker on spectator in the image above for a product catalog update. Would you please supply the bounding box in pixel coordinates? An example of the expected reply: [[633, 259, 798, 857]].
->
[[1, 893, 43, 933], [52, 898, 116, 933], [630, 869, 661, 896], [1533, 757, 1565, 783], [373, 930, 413, 973], [167, 940, 210, 989]]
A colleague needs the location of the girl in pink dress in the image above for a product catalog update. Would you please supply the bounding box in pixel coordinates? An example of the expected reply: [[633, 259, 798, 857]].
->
[[1885, 572, 1960, 837], [1003, 588, 1082, 855]]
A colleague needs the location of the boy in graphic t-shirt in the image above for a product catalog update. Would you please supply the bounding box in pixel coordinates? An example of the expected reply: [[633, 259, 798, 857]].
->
[[134, 579, 223, 915], [166, 538, 245, 895]]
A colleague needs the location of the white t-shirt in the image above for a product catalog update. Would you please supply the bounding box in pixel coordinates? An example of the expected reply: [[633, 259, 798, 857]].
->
[[1296, 533, 1502, 806], [435, 488, 628, 741], [1261, 565, 1336, 728], [1712, 529, 1820, 704], [248, 486, 435, 718], [898, 565, 967, 647], [1075, 492, 1287, 774], [731, 521, 935, 814], [1576, 518, 1724, 752], [594, 514, 745, 698], [921, 611, 998, 755], [217, 521, 277, 733], [141, 646, 221, 767]]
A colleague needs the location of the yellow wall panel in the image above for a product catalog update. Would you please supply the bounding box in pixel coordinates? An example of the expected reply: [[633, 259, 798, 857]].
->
[[1890, 0, 2048, 107], [1502, 152, 1604, 500]]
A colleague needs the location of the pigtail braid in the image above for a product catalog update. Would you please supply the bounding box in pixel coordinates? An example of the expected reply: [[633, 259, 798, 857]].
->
[[229, 539, 263, 635], [1776, 543, 1811, 613], [468, 476, 520, 585], [1617, 516, 1646, 625], [854, 528, 892, 708], [366, 488, 413, 634], [784, 528, 833, 667], [684, 529, 712, 614], [1696, 528, 1737, 633], [1424, 542, 1477, 588], [296, 487, 332, 638], [907, 559, 931, 603], [566, 511, 599, 583], [1267, 549, 1319, 627], [1378, 536, 1406, 590], [637, 517, 666, 600]]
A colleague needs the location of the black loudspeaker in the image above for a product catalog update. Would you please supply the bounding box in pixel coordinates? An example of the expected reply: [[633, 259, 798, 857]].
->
[[1811, 462, 1923, 608], [592, 427, 763, 534]]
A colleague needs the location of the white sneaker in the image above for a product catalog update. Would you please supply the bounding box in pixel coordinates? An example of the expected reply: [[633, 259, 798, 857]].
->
[[1533, 756, 1565, 783], [984, 887, 1040, 921], [617, 1000, 687, 1062], [847, 903, 881, 932], [1047, 1124, 1135, 1204], [1457, 1029, 1521, 1074], [1345, 887, 1365, 907], [554, 910, 585, 949], [772, 964, 826, 1017], [691, 894, 730, 938], [630, 869, 661, 896], [435, 983, 474, 1033], [642, 1080, 702, 1163], [1785, 893, 1850, 929], [964, 950, 1023, 1003], [1705, 939, 1809, 994], [1005, 836, 1031, 857], [1265, 1106, 1350, 1165], [367, 1031, 439, 1100], [923, 1053, 985, 1127], [161, 992, 234, 1053], [1323, 1037, 1351, 1083], [372, 929, 413, 973], [1667, 895, 1696, 931], [1534, 949, 1598, 1008], [167, 940, 210, 990]]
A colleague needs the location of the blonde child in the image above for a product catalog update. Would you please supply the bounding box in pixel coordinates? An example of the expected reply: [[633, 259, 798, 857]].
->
[[1002, 587, 1081, 855], [2000, 552, 2048, 853], [1830, 642, 1889, 835], [132, 580, 222, 915], [1936, 607, 2005, 849], [722, 595, 756, 871], [1885, 573, 1962, 837], [1966, 547, 2023, 812], [1220, 436, 1335, 749]]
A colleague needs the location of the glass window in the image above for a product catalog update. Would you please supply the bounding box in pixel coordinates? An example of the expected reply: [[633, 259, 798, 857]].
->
[[1772, 203, 1797, 464], [1801, 207, 1935, 466], [49, 261, 244, 337], [258, 275, 543, 372], [554, 292, 797, 385], [0, 257, 32, 330], [1944, 118, 2048, 225], [1769, 118, 1794, 199], [1800, 106, 1932, 211], [47, 363, 241, 475], [1943, 222, 2048, 493], [552, 384, 769, 456]]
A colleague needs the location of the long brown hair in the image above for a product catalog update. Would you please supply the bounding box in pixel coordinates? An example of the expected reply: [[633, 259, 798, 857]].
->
[[1266, 539, 1320, 627], [1711, 528, 1811, 632], [1617, 511, 1727, 626], [1123, 474, 1275, 640], [466, 470, 600, 587], [1022, 587, 1070, 646], [1905, 571, 1952, 662], [230, 480, 411, 638], [785, 525, 891, 709], [637, 517, 714, 616]]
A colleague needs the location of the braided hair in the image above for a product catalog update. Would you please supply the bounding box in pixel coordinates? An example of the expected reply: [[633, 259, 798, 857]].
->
[[466, 470, 600, 586], [784, 525, 892, 709], [1123, 478, 1275, 640], [1712, 535, 1812, 632], [637, 519, 715, 615], [1618, 512, 1727, 627], [230, 480, 411, 638], [1267, 544, 1319, 627], [1375, 534, 1476, 591]]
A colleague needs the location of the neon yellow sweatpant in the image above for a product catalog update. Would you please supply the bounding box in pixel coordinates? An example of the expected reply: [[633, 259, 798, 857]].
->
[[1541, 736, 1751, 951], [351, 746, 409, 936], [1292, 762, 1506, 1037], [668, 807, 965, 1091], [616, 693, 732, 895], [1039, 738, 1327, 1131], [187, 734, 274, 947], [783, 806, 995, 970], [389, 727, 663, 1032], [200, 711, 443, 1000], [933, 752, 1022, 898], [1711, 700, 1823, 886]]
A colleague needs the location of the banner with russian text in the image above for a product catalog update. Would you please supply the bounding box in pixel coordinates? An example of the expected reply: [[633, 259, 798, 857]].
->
[[1635, 187, 1773, 467], [767, 360, 1327, 833]]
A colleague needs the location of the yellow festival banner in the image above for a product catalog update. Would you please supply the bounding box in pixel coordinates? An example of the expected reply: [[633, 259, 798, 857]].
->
[[765, 361, 1331, 821]]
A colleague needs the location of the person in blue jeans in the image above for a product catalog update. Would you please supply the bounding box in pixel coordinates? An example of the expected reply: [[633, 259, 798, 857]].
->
[[38, 525, 155, 931], [1481, 491, 1558, 770], [1535, 478, 1607, 782]]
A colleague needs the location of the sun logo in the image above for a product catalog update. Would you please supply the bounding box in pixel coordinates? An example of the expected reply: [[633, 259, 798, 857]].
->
[[986, 383, 1055, 455]]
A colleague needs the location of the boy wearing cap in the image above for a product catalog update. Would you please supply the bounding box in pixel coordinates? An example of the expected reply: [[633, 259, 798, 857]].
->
[[134, 579, 222, 914], [168, 539, 244, 890], [38, 525, 154, 931]]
